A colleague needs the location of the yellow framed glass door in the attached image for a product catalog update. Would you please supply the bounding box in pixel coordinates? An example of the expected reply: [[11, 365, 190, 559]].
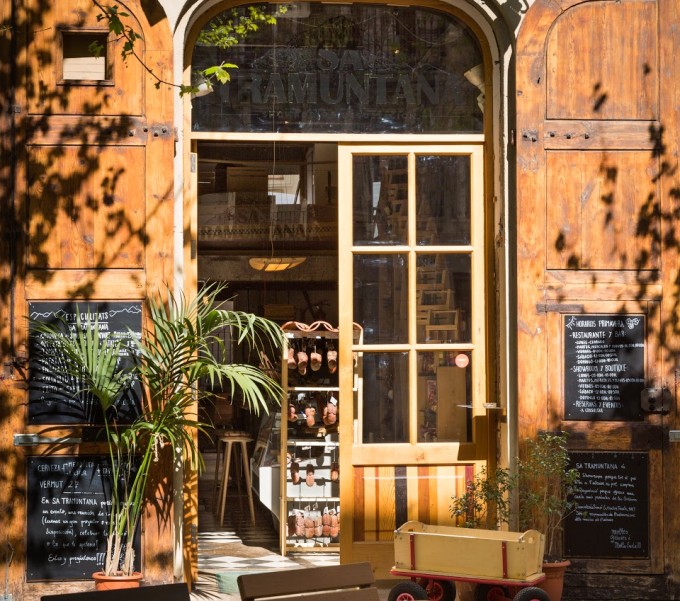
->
[[337, 144, 487, 572]]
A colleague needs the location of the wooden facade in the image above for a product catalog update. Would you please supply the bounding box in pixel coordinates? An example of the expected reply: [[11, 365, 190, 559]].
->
[[1, 0, 680, 598], [516, 0, 680, 597], [0, 0, 176, 598]]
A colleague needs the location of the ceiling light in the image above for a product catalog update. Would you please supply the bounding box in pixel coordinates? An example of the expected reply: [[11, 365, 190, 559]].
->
[[248, 257, 307, 272]]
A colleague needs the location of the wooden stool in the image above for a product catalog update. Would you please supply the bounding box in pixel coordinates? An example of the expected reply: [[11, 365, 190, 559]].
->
[[216, 434, 256, 526]]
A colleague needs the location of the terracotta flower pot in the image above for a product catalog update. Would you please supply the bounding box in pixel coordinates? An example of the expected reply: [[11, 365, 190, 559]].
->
[[538, 560, 570, 601], [92, 571, 143, 590]]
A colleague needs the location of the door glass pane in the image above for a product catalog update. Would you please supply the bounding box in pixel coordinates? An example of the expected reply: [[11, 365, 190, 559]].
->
[[191, 4, 485, 134], [354, 254, 408, 344], [361, 352, 409, 443], [417, 254, 471, 344], [417, 351, 472, 442], [416, 155, 471, 245], [353, 156, 408, 245]]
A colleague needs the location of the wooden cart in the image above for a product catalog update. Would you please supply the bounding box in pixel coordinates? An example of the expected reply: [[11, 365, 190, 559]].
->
[[389, 521, 550, 601]]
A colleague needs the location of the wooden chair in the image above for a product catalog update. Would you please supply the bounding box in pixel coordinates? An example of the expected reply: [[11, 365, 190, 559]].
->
[[237, 562, 380, 601]]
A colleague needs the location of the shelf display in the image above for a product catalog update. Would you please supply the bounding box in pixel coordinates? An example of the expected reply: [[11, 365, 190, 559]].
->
[[280, 321, 341, 554]]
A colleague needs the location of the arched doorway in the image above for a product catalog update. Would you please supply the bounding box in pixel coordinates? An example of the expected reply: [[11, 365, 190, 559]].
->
[[183, 0, 504, 578]]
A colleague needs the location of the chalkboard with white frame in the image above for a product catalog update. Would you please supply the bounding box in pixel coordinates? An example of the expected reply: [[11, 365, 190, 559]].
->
[[26, 455, 140, 580], [28, 301, 143, 424], [564, 314, 645, 421]]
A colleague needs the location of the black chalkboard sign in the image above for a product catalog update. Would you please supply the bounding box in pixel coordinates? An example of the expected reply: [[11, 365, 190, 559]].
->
[[565, 451, 648, 558], [26, 455, 140, 581], [28, 301, 143, 424], [564, 314, 645, 420]]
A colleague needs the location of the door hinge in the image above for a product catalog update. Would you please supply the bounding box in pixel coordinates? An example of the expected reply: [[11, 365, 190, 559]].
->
[[190, 153, 197, 173], [150, 123, 173, 138]]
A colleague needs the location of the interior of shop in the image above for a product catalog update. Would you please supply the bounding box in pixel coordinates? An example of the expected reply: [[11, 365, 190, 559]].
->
[[195, 137, 475, 567]]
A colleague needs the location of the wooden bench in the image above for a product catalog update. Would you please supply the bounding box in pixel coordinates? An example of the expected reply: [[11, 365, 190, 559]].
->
[[41, 583, 190, 601], [237, 562, 380, 601]]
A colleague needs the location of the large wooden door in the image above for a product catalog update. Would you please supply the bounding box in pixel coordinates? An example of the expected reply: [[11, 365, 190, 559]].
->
[[0, 1, 175, 598], [517, 0, 680, 595]]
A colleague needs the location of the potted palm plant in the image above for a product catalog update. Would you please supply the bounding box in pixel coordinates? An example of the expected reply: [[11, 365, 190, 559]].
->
[[517, 431, 581, 601], [31, 283, 284, 589]]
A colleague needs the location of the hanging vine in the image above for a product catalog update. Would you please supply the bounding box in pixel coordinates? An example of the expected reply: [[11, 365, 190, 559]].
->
[[91, 1, 285, 96]]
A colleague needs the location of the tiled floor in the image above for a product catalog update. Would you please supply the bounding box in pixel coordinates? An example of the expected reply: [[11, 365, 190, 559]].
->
[[191, 452, 344, 600]]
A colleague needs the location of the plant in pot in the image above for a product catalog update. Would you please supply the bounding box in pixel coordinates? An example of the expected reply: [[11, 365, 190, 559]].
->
[[450, 466, 515, 530], [31, 284, 284, 589], [517, 431, 581, 601], [447, 466, 515, 601]]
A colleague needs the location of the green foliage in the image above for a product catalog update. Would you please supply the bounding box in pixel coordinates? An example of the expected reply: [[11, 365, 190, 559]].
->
[[449, 431, 581, 561], [196, 5, 285, 50], [517, 431, 581, 561], [93, 2, 283, 96], [450, 466, 515, 530], [30, 283, 284, 576]]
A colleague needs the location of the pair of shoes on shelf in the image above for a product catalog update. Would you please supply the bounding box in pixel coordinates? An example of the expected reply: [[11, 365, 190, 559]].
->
[[287, 347, 297, 370], [297, 351, 308, 375], [288, 346, 310, 376], [310, 347, 322, 372], [327, 344, 338, 374]]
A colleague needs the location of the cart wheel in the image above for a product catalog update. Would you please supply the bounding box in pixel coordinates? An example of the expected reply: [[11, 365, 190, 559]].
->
[[388, 581, 429, 601], [512, 587, 551, 601], [415, 578, 456, 601], [474, 583, 510, 601]]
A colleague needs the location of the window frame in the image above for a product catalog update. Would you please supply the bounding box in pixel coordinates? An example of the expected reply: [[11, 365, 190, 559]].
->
[[338, 143, 486, 462], [57, 27, 114, 87]]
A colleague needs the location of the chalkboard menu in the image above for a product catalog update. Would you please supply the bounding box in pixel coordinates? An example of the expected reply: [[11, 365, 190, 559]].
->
[[28, 301, 143, 424], [26, 455, 140, 580], [565, 451, 648, 558], [564, 314, 645, 420]]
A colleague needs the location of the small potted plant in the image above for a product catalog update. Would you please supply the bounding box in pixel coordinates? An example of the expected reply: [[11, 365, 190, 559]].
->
[[517, 431, 581, 601], [448, 466, 515, 601], [31, 283, 284, 589], [450, 465, 514, 530]]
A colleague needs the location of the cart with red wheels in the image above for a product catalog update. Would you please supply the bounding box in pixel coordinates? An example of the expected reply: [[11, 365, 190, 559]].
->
[[389, 521, 549, 601], [388, 570, 549, 601]]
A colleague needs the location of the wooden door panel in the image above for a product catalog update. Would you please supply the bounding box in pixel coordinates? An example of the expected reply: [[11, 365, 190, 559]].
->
[[27, 145, 145, 269], [5, 0, 175, 597], [351, 465, 471, 542], [546, 0, 658, 120], [518, 0, 679, 589], [546, 150, 660, 270]]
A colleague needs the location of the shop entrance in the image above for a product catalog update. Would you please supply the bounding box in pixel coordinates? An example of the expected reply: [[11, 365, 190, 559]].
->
[[187, 0, 495, 579], [194, 139, 341, 557], [191, 139, 490, 576]]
